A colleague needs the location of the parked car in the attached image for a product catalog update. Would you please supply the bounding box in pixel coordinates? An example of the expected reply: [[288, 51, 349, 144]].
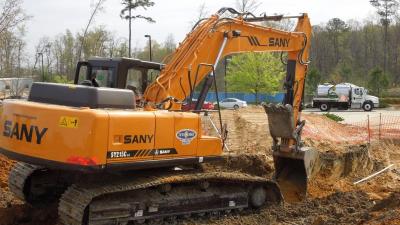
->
[[217, 98, 247, 109], [181, 98, 214, 111]]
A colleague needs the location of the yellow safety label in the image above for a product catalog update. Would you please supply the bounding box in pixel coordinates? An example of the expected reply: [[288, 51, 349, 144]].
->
[[59, 116, 79, 128]]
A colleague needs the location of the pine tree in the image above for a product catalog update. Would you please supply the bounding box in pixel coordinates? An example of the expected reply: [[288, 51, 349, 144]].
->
[[120, 0, 155, 58]]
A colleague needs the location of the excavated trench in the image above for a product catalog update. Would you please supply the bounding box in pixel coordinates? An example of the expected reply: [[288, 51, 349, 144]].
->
[[313, 144, 377, 180]]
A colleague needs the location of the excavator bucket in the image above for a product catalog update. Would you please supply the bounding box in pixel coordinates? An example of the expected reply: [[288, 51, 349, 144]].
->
[[262, 103, 318, 201]]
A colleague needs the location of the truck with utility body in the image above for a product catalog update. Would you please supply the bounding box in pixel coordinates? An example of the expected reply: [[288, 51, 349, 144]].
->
[[312, 83, 379, 111]]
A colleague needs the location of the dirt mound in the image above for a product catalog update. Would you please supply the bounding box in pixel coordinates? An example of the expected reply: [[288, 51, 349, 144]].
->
[[302, 114, 368, 148], [0, 154, 18, 209], [365, 191, 400, 225], [0, 154, 14, 189], [183, 191, 374, 225], [184, 190, 400, 225], [0, 204, 57, 225], [212, 106, 370, 154], [372, 191, 400, 211], [208, 108, 272, 155], [203, 154, 274, 177]]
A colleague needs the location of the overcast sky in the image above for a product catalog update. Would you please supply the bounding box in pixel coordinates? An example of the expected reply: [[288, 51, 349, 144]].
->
[[22, 0, 377, 56]]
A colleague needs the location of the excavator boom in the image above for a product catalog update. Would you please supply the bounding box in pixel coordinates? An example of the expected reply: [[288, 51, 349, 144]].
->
[[144, 10, 310, 110], [143, 9, 316, 199]]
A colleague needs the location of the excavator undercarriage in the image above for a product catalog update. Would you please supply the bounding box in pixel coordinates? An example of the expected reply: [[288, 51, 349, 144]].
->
[[9, 162, 282, 225]]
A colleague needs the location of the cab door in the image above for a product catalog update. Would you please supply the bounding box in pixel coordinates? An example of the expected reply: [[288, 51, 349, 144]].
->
[[351, 88, 363, 109]]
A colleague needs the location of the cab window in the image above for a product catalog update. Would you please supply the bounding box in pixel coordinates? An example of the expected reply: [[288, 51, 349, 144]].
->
[[126, 68, 161, 93], [92, 67, 115, 87], [127, 68, 143, 93], [147, 69, 160, 83]]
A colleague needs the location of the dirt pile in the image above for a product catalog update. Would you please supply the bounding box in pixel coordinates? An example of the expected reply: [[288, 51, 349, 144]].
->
[[206, 108, 272, 155], [0, 154, 18, 209], [302, 114, 368, 147], [203, 154, 274, 177], [0, 204, 57, 225], [211, 106, 370, 155], [0, 154, 14, 189]]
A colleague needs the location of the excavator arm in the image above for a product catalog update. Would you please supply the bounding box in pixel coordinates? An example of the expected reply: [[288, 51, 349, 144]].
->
[[144, 8, 316, 200]]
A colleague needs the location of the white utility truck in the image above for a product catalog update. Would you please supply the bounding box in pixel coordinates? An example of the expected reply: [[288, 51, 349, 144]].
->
[[312, 83, 379, 111]]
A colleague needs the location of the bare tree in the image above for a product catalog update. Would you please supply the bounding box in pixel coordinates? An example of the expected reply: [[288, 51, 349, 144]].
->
[[0, 0, 30, 35], [77, 0, 106, 60], [235, 0, 261, 13], [190, 2, 209, 27]]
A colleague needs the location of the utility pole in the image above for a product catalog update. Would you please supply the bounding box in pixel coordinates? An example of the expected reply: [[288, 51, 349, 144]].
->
[[37, 52, 44, 82], [144, 34, 152, 61], [128, 1, 132, 58]]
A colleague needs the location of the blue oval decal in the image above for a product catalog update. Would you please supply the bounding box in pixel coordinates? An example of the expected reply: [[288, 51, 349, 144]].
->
[[176, 129, 197, 145]]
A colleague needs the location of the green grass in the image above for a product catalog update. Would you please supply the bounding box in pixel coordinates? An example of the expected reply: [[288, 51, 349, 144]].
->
[[381, 98, 400, 105], [323, 113, 344, 122]]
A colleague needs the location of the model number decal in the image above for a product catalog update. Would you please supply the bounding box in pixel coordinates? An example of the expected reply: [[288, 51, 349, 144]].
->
[[107, 148, 177, 159], [109, 151, 131, 159]]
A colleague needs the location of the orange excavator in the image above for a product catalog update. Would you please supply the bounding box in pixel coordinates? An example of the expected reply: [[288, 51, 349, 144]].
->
[[0, 8, 316, 225]]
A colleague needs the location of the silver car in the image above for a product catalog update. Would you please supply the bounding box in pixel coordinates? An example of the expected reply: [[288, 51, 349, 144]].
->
[[218, 98, 248, 109]]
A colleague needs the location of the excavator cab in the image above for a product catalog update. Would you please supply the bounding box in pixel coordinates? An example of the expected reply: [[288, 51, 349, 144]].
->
[[74, 57, 164, 94]]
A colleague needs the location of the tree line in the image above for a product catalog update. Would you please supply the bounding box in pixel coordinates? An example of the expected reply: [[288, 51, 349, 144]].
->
[[1, 0, 400, 98], [33, 28, 176, 82], [307, 16, 398, 96]]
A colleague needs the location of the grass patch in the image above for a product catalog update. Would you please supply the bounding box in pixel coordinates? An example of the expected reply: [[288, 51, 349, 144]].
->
[[323, 113, 344, 122], [381, 98, 400, 105]]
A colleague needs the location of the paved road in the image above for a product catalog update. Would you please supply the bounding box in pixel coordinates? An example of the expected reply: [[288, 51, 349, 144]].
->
[[303, 107, 400, 123]]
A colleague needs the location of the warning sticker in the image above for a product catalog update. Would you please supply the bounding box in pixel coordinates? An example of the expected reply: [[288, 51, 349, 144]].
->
[[59, 116, 79, 128]]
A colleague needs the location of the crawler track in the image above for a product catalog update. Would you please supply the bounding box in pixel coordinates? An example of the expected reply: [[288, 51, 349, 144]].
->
[[9, 162, 71, 204], [8, 162, 42, 202], [59, 171, 282, 225]]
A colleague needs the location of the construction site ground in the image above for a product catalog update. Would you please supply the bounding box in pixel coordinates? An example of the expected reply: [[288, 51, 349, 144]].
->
[[0, 106, 399, 225]]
